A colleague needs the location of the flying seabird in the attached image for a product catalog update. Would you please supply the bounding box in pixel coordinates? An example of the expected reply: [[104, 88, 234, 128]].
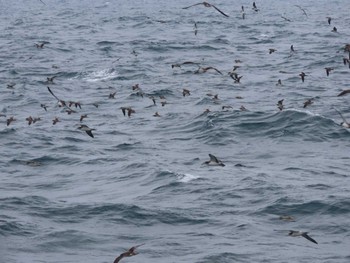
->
[[303, 99, 313, 108], [183, 89, 191, 97], [182, 2, 229, 17], [334, 108, 350, 128], [299, 72, 306, 82], [80, 114, 88, 122], [325, 67, 334, 76], [290, 45, 295, 52], [47, 76, 56, 83], [203, 154, 225, 166], [113, 244, 144, 263], [153, 112, 161, 117], [78, 124, 95, 138], [120, 107, 135, 117], [326, 16, 332, 25], [195, 66, 223, 75], [7, 83, 16, 89], [288, 230, 318, 244], [52, 117, 60, 125], [269, 48, 277, 54], [252, 2, 259, 12], [276, 79, 282, 86], [109, 92, 116, 99], [35, 43, 45, 48], [277, 99, 284, 111], [337, 89, 350, 96], [332, 26, 337, 32], [6, 116, 16, 126]]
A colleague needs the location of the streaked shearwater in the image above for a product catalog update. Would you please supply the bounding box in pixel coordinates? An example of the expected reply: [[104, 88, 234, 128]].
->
[[78, 125, 95, 138], [113, 244, 144, 263], [288, 230, 318, 244], [203, 154, 225, 166]]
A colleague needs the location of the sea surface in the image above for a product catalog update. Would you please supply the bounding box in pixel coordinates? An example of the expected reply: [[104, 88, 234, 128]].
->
[[0, 0, 350, 262]]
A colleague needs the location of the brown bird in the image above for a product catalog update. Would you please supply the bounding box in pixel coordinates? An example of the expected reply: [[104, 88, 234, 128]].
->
[[6, 116, 16, 126], [47, 76, 56, 83], [132, 84, 140, 90], [78, 125, 95, 138], [279, 215, 295, 222], [7, 83, 16, 89], [121, 107, 135, 117], [343, 58, 350, 67], [337, 89, 350, 96], [303, 99, 313, 108], [149, 96, 156, 106], [52, 117, 60, 125], [113, 244, 144, 263], [332, 26, 337, 32], [35, 43, 45, 48], [240, 105, 247, 111], [182, 2, 229, 17], [299, 72, 306, 82], [326, 16, 332, 25], [276, 79, 282, 86], [40, 104, 48, 111], [182, 88, 191, 97], [230, 72, 243, 83], [153, 112, 161, 117], [109, 92, 116, 99], [325, 67, 334, 76], [269, 48, 277, 54], [80, 114, 88, 122], [26, 116, 34, 125]]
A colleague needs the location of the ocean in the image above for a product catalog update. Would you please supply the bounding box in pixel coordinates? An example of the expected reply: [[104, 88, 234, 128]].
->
[[0, 0, 350, 262]]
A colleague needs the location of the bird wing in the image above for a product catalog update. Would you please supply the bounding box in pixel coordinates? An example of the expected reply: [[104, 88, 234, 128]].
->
[[47, 86, 61, 102], [334, 108, 348, 124], [209, 154, 219, 163], [211, 4, 229, 17], [182, 3, 203, 9], [337, 89, 350, 96], [85, 130, 94, 138], [302, 233, 318, 244]]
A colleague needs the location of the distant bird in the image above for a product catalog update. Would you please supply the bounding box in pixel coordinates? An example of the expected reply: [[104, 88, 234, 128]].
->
[[288, 230, 318, 244], [7, 83, 16, 89], [160, 101, 167, 107], [69, 101, 82, 109], [131, 50, 138, 57], [194, 22, 198, 35], [334, 108, 350, 128], [303, 98, 313, 108], [35, 43, 45, 48], [121, 107, 135, 117], [153, 112, 161, 117], [132, 84, 140, 90], [149, 96, 156, 106], [326, 16, 332, 25], [222, 105, 233, 110], [78, 125, 95, 138], [109, 92, 116, 99], [269, 48, 277, 54], [40, 104, 48, 111], [294, 5, 308, 17], [299, 72, 306, 82], [203, 154, 225, 166], [47, 76, 56, 83], [230, 73, 243, 83], [195, 66, 223, 75], [52, 117, 60, 125], [343, 58, 350, 68], [240, 105, 247, 111], [252, 2, 259, 12], [290, 45, 295, 52], [281, 16, 292, 22], [277, 99, 284, 111], [182, 89, 191, 97], [80, 114, 88, 122], [276, 79, 282, 86], [6, 116, 15, 126], [337, 89, 350, 96], [325, 67, 334, 76], [113, 244, 144, 263], [182, 2, 230, 18], [332, 26, 337, 32], [26, 116, 34, 125]]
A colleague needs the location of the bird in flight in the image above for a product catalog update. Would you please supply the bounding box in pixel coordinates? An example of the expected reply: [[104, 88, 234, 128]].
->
[[182, 2, 229, 17]]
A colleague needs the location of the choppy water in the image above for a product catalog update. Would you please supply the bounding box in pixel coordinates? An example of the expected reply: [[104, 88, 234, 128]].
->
[[1, 0, 350, 262]]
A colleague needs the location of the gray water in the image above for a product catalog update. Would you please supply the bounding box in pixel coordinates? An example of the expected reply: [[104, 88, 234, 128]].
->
[[0, 0, 350, 262]]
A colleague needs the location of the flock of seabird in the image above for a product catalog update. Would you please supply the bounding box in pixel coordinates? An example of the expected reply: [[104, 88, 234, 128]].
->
[[3, 1, 350, 261]]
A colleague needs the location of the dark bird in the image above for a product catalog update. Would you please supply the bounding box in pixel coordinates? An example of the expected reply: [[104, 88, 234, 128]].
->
[[230, 72, 243, 83], [52, 117, 60, 125], [277, 99, 284, 111], [240, 105, 247, 111], [288, 231, 318, 244], [332, 26, 337, 32], [40, 104, 48, 111], [132, 84, 140, 90], [47, 86, 74, 111], [78, 125, 95, 138], [252, 2, 259, 11], [276, 79, 282, 86], [6, 116, 15, 126], [149, 96, 156, 106], [153, 112, 161, 117], [47, 76, 56, 83], [325, 67, 334, 76], [269, 48, 277, 54], [80, 114, 88, 122], [183, 89, 191, 97], [326, 16, 332, 25], [121, 107, 135, 117], [171, 61, 200, 68], [290, 45, 295, 52], [182, 2, 229, 17], [299, 72, 306, 82], [203, 154, 225, 166], [35, 43, 45, 48], [343, 58, 350, 67], [7, 83, 16, 89], [26, 116, 33, 125], [294, 5, 308, 17], [113, 244, 144, 263], [303, 98, 313, 108], [337, 89, 350, 96], [109, 92, 116, 99], [334, 108, 350, 128]]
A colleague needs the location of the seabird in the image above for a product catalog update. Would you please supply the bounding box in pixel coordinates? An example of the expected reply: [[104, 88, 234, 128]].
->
[[182, 2, 230, 18], [109, 92, 116, 99], [332, 26, 337, 32], [153, 112, 161, 117], [40, 104, 48, 111], [6, 116, 15, 126], [252, 2, 259, 12], [183, 89, 191, 97], [171, 61, 200, 69], [294, 5, 308, 17], [303, 99, 313, 108], [52, 117, 60, 125], [334, 108, 350, 128], [337, 89, 350, 96], [288, 230, 318, 244], [276, 79, 282, 86], [7, 83, 16, 89], [195, 66, 223, 75], [230, 72, 243, 83], [290, 45, 295, 52], [277, 99, 284, 111], [203, 154, 225, 166], [299, 72, 306, 82], [120, 107, 135, 117], [269, 48, 277, 54], [47, 76, 56, 83], [35, 43, 45, 48], [240, 105, 247, 111], [326, 16, 332, 25], [78, 124, 95, 138], [113, 244, 144, 263], [80, 114, 88, 122], [279, 215, 295, 222], [26, 116, 34, 125], [325, 67, 334, 76]]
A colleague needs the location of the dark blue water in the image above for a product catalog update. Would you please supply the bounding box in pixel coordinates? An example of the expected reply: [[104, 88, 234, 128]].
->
[[1, 1, 350, 262]]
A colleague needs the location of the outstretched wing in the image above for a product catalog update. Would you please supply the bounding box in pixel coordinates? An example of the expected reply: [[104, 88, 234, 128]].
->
[[182, 2, 203, 9], [211, 4, 229, 17], [302, 233, 318, 244], [209, 154, 219, 163]]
